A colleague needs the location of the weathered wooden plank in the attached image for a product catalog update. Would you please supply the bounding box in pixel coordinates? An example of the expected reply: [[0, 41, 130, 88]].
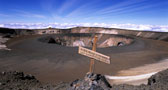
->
[[78, 46, 110, 64]]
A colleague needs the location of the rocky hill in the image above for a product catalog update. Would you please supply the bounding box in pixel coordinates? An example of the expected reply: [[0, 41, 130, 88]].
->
[[0, 27, 168, 41]]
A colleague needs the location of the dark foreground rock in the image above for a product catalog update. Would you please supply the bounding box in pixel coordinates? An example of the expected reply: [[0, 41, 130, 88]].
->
[[69, 69, 168, 90], [0, 71, 69, 90], [1, 69, 168, 90], [69, 72, 112, 90], [110, 69, 168, 90]]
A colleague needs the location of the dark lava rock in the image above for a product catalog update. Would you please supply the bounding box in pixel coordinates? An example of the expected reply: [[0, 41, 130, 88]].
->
[[148, 69, 168, 85], [1, 69, 168, 90], [110, 69, 168, 90], [0, 71, 69, 90], [146, 69, 168, 90], [69, 72, 112, 90], [0, 71, 40, 90], [69, 69, 168, 90]]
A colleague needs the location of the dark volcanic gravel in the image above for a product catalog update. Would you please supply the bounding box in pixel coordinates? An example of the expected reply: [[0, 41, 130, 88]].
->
[[1, 69, 168, 90], [0, 71, 69, 90], [69, 69, 168, 90]]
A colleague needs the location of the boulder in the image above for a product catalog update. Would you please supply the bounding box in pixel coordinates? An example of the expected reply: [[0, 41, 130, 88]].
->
[[69, 72, 111, 90]]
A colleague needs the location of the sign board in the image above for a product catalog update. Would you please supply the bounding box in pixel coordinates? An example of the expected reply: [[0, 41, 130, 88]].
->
[[78, 46, 110, 64]]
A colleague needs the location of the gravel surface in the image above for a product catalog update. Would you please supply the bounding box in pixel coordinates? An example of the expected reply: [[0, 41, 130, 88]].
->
[[1, 69, 168, 90]]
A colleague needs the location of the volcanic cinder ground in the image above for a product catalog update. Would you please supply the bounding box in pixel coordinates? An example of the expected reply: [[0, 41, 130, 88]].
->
[[0, 27, 168, 85]]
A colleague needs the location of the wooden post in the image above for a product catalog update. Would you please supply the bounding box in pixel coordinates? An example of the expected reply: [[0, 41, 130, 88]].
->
[[89, 35, 98, 73]]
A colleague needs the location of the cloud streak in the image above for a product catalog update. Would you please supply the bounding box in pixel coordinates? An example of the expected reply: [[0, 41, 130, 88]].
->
[[0, 13, 10, 17], [13, 10, 46, 19], [57, 0, 78, 14], [65, 0, 147, 17]]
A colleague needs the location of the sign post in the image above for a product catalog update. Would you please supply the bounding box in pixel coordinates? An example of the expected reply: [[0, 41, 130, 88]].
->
[[78, 35, 110, 73], [90, 35, 98, 73]]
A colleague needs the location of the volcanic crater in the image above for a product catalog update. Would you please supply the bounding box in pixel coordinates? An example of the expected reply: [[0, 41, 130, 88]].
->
[[38, 33, 134, 48], [0, 27, 168, 86]]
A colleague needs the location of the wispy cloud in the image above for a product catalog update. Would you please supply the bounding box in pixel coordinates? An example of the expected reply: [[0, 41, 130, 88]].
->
[[65, 4, 87, 18], [57, 0, 78, 14], [65, 0, 100, 18], [0, 13, 10, 17], [65, 0, 167, 19], [97, 0, 148, 14], [97, 1, 167, 16], [14, 10, 46, 19], [41, 0, 55, 11], [21, 13, 46, 18]]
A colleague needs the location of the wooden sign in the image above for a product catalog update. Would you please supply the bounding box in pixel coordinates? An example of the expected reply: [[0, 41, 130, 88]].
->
[[78, 46, 110, 64]]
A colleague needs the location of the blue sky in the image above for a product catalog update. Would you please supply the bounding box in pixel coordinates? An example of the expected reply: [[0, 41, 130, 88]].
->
[[0, 0, 168, 25]]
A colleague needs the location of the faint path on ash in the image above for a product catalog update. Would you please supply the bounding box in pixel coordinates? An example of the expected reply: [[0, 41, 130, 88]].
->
[[105, 59, 168, 85]]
